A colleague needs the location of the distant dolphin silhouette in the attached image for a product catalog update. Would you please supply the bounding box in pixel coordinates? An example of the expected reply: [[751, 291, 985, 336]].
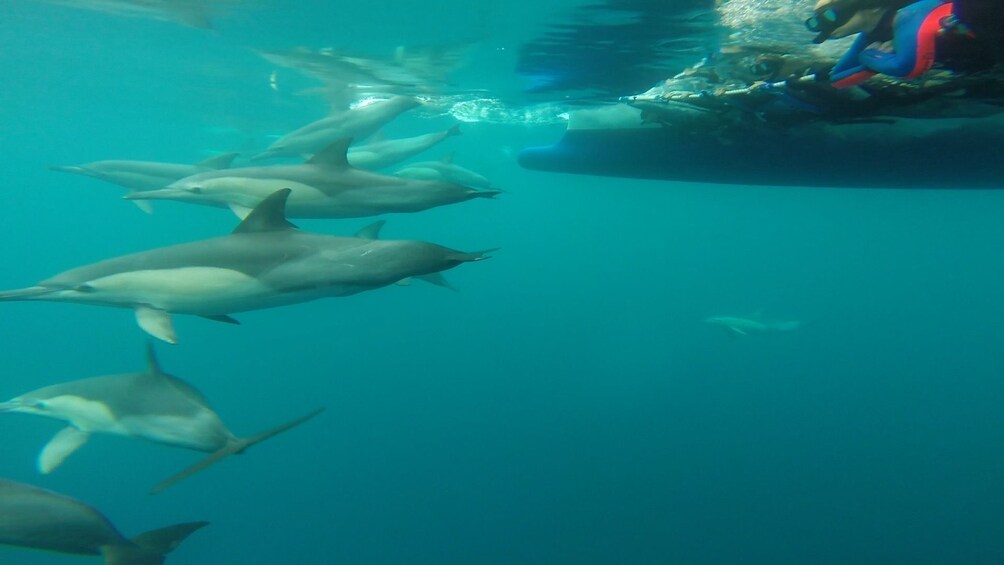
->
[[252, 95, 421, 161], [126, 138, 498, 219], [1, 344, 323, 493], [704, 314, 802, 337], [51, 152, 238, 213], [395, 152, 494, 190], [348, 124, 461, 170], [0, 188, 492, 343], [0, 478, 206, 563]]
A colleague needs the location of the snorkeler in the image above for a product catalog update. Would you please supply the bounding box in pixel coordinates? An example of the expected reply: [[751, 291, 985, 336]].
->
[[806, 0, 1003, 87]]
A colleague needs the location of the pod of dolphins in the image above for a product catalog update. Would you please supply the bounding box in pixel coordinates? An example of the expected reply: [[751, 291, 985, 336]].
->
[[1, 90, 496, 562]]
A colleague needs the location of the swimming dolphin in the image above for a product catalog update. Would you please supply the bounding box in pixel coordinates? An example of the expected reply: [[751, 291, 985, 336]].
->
[[0, 344, 322, 493], [252, 95, 421, 161], [45, 0, 225, 29], [0, 189, 492, 344], [347, 124, 461, 170], [0, 478, 206, 563], [395, 153, 493, 190], [51, 153, 238, 213], [704, 314, 802, 337], [126, 138, 499, 219]]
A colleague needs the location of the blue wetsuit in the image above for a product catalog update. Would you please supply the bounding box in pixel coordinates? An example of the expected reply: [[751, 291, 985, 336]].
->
[[829, 0, 1001, 88]]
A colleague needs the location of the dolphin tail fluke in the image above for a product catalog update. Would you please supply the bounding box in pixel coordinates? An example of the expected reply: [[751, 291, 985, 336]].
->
[[447, 124, 462, 136], [149, 408, 324, 494], [0, 286, 53, 301], [102, 521, 208, 565], [240, 407, 325, 448], [130, 521, 209, 554]]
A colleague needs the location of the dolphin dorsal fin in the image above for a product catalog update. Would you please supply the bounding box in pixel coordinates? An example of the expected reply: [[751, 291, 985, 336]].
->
[[145, 342, 164, 376], [195, 152, 239, 169], [355, 220, 385, 240], [307, 138, 353, 168], [233, 189, 297, 234]]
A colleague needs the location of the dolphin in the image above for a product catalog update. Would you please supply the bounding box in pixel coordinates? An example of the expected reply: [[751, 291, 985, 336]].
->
[[252, 95, 421, 161], [126, 138, 500, 219], [0, 478, 206, 563], [0, 345, 322, 493], [395, 153, 493, 190], [704, 314, 802, 337], [51, 152, 238, 213], [44, 0, 225, 29], [0, 189, 492, 344], [347, 124, 461, 170]]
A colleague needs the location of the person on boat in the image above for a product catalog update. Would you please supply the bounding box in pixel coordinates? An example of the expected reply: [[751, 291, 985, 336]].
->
[[806, 0, 1004, 87]]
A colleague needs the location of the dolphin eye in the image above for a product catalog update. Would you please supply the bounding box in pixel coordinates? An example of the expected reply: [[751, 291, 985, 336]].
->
[[32, 400, 47, 409], [189, 186, 203, 194]]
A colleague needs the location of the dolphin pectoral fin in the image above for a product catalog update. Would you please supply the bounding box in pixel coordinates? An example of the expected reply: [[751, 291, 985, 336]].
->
[[38, 427, 90, 474], [149, 409, 324, 494], [128, 194, 155, 215], [135, 306, 178, 345], [227, 203, 253, 220], [727, 326, 748, 337], [101, 522, 209, 565], [394, 278, 412, 286], [415, 273, 456, 291], [199, 314, 240, 325]]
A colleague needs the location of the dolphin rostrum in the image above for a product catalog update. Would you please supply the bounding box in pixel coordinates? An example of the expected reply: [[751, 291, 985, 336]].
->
[[126, 138, 499, 219], [1, 344, 323, 493], [0, 189, 492, 343], [704, 314, 802, 337], [51, 152, 238, 213], [252, 95, 421, 161], [347, 124, 461, 170], [0, 478, 206, 563]]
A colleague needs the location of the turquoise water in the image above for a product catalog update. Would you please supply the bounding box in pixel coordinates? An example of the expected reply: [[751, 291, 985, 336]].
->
[[2, 2, 1004, 563]]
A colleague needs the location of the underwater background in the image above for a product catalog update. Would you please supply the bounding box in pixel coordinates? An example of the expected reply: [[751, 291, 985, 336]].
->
[[2, 1, 1004, 563]]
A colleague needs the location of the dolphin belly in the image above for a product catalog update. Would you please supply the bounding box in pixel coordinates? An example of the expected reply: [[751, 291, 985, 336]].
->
[[118, 411, 232, 452], [63, 266, 279, 314]]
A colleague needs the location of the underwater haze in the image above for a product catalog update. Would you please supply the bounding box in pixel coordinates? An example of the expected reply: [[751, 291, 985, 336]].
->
[[2, 1, 1004, 563]]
